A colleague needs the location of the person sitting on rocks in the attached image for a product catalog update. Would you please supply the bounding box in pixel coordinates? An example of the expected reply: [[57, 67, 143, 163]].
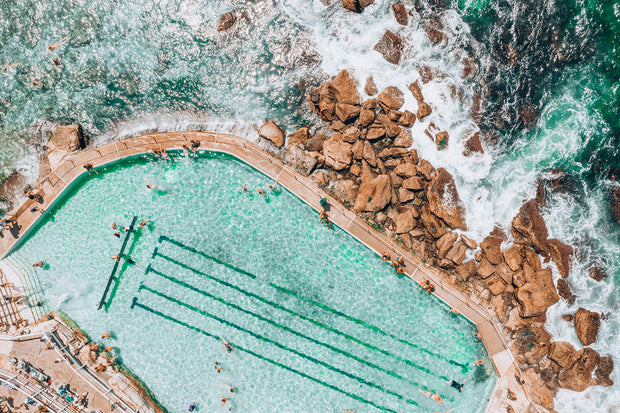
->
[[381, 252, 391, 261]]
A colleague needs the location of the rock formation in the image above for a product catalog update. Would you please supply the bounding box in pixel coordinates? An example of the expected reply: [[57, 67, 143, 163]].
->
[[47, 124, 87, 170], [574, 308, 600, 346]]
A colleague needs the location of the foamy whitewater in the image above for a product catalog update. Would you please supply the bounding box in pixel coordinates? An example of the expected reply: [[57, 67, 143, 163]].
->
[[1, 0, 618, 411]]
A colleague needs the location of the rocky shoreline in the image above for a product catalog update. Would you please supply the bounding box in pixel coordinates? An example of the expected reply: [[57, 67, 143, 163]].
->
[[255, 66, 614, 411]]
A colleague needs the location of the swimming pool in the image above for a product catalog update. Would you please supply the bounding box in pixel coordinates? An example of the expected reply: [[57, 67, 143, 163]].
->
[[7, 152, 495, 412]]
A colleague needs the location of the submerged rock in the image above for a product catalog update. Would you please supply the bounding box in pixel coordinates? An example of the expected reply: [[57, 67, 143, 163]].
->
[[374, 30, 405, 65], [556, 278, 576, 304], [588, 265, 607, 281], [364, 77, 377, 96], [574, 307, 600, 346]]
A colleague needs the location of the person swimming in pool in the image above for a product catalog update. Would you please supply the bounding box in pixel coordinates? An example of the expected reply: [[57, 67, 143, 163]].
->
[[419, 389, 445, 405], [449, 378, 466, 394], [381, 252, 391, 261], [219, 336, 236, 355], [188, 404, 195, 412], [214, 362, 224, 373], [113, 231, 120, 238], [139, 220, 150, 229]]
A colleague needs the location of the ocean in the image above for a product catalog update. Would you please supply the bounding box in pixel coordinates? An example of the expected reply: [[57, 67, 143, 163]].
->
[[0, 0, 618, 410]]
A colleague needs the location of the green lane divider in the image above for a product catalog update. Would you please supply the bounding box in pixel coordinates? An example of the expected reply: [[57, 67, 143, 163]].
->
[[130, 297, 398, 413], [146, 257, 448, 384], [270, 282, 468, 370], [158, 235, 256, 278], [139, 284, 420, 407], [156, 237, 467, 371], [146, 269, 450, 398]]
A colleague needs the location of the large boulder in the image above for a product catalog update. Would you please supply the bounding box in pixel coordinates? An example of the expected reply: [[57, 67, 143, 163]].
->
[[342, 0, 374, 13], [548, 238, 572, 278], [549, 341, 576, 368], [556, 278, 576, 304], [377, 87, 405, 111], [512, 200, 550, 256], [558, 348, 601, 392], [308, 82, 336, 121], [364, 77, 377, 95], [420, 204, 445, 238], [333, 180, 359, 205], [395, 209, 415, 233], [392, 3, 408, 25], [374, 30, 405, 65], [323, 135, 352, 171], [216, 9, 246, 31], [523, 368, 555, 410], [514, 268, 559, 317], [354, 175, 392, 212], [588, 265, 607, 281], [512, 324, 552, 365], [480, 235, 503, 265], [283, 144, 317, 176], [574, 308, 600, 346], [426, 168, 467, 230], [258, 120, 285, 147], [47, 124, 87, 169], [330, 70, 361, 106]]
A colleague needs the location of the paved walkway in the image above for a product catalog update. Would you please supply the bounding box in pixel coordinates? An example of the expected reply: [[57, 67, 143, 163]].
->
[[0, 131, 542, 412]]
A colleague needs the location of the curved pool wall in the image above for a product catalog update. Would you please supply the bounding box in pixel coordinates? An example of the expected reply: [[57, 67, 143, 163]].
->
[[6, 150, 496, 412]]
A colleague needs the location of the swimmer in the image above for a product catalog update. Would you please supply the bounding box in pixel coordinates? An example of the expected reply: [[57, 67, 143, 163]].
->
[[450, 307, 460, 315], [257, 188, 265, 198], [139, 220, 150, 229], [112, 222, 117, 229], [219, 336, 236, 355], [32, 261, 44, 268], [419, 389, 445, 405], [83, 163, 98, 174], [32, 81, 44, 86], [188, 404, 195, 412], [506, 388, 516, 401], [146, 181, 160, 190], [473, 332, 482, 340], [396, 266, 404, 274], [52, 57, 62, 68], [474, 357, 484, 366], [104, 346, 113, 353], [242, 184, 247, 193], [220, 396, 227, 406], [2, 61, 19, 73], [381, 252, 391, 261], [113, 232, 120, 238], [449, 378, 466, 394], [111, 254, 120, 262], [214, 362, 224, 373], [268, 179, 278, 190], [45, 37, 69, 56]]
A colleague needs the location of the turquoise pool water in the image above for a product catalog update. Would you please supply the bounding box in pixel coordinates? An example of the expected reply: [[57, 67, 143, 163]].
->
[[7, 152, 495, 412]]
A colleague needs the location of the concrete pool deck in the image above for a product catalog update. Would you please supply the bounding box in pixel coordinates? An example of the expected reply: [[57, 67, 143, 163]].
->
[[0, 131, 541, 412]]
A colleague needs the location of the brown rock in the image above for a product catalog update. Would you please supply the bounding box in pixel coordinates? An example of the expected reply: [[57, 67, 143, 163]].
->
[[456, 260, 475, 282], [47, 124, 87, 168], [328, 119, 347, 131], [476, 258, 495, 279], [515, 268, 559, 317], [548, 238, 572, 278], [398, 188, 415, 203], [512, 324, 553, 365], [333, 179, 359, 205], [574, 308, 600, 346], [323, 135, 352, 170], [351, 140, 363, 160], [445, 241, 466, 265], [335, 103, 361, 123], [463, 131, 484, 156], [358, 109, 375, 127], [609, 168, 620, 226], [342, 0, 374, 13], [288, 127, 309, 147], [373, 30, 405, 65], [512, 200, 550, 256], [313, 171, 330, 186], [217, 10, 238, 31], [556, 279, 576, 304], [460, 235, 477, 250], [366, 127, 385, 141], [364, 77, 377, 95], [494, 263, 513, 285], [330, 70, 361, 105], [420, 204, 445, 238], [426, 168, 467, 230], [524, 247, 542, 271], [486, 275, 506, 295], [549, 342, 576, 368], [436, 232, 458, 258], [308, 82, 336, 121], [283, 143, 317, 176], [306, 134, 326, 152], [524, 368, 554, 410], [258, 120, 285, 147], [395, 209, 415, 233], [398, 110, 415, 127], [392, 129, 413, 148], [503, 245, 523, 271], [402, 176, 425, 191], [407, 81, 424, 103], [417, 101, 432, 120], [378, 86, 405, 111], [394, 162, 417, 178], [409, 149, 419, 165], [354, 174, 392, 212], [362, 141, 377, 167], [342, 126, 361, 143], [594, 355, 614, 387], [378, 147, 409, 159], [392, 3, 408, 25], [424, 16, 447, 45], [435, 131, 449, 151], [558, 348, 601, 392], [588, 265, 607, 281], [362, 98, 378, 110], [480, 236, 503, 265], [360, 160, 376, 184]]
